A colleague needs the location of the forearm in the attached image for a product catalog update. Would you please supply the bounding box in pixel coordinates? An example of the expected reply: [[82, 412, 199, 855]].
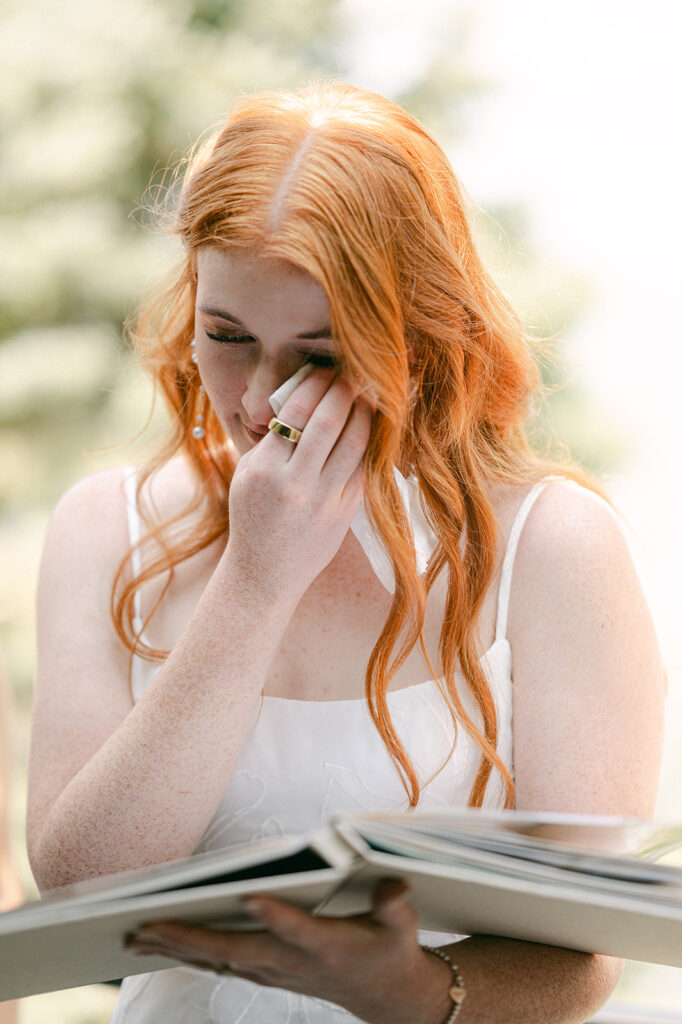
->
[[30, 554, 298, 891], [402, 938, 622, 1024]]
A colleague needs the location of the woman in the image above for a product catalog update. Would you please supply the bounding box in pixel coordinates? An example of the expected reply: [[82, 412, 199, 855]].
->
[[26, 81, 664, 1023]]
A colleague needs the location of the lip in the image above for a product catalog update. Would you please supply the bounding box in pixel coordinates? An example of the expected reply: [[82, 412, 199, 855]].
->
[[242, 421, 268, 444]]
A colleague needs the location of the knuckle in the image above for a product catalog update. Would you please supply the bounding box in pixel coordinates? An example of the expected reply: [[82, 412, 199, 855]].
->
[[280, 479, 307, 508], [313, 411, 340, 435], [239, 465, 278, 499], [246, 462, 272, 485], [313, 933, 346, 969], [279, 399, 308, 429], [343, 433, 367, 459]]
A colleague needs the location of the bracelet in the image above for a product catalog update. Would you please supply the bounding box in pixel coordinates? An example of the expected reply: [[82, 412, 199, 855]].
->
[[419, 945, 466, 1023]]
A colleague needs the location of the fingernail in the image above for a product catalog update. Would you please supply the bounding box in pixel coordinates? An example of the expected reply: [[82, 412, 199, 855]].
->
[[241, 897, 263, 917]]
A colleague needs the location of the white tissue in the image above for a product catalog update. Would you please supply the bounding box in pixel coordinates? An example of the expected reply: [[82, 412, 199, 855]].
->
[[268, 362, 316, 411], [269, 366, 438, 592]]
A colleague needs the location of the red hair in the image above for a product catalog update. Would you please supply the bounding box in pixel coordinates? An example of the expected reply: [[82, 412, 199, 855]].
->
[[114, 80, 595, 807]]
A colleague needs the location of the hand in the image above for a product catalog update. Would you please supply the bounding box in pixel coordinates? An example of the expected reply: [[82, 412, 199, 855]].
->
[[224, 368, 373, 600], [126, 880, 454, 1024]]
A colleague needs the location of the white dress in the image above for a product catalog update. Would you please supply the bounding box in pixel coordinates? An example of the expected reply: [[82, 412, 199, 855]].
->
[[108, 478, 550, 1023]]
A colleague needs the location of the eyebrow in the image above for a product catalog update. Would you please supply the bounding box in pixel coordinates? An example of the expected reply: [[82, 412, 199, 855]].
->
[[198, 305, 333, 341]]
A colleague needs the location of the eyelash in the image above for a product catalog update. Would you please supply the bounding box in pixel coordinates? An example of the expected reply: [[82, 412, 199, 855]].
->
[[205, 332, 339, 368], [206, 332, 252, 345]]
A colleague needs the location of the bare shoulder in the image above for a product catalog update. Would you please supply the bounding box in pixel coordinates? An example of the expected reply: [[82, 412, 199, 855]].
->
[[514, 477, 629, 568], [508, 478, 642, 622], [46, 457, 198, 546], [31, 458, 202, 843], [507, 476, 651, 646], [39, 457, 199, 628], [506, 477, 664, 816], [43, 465, 132, 579], [37, 467, 137, 703]]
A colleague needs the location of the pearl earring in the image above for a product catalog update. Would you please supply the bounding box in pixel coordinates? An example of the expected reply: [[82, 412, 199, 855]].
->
[[190, 338, 206, 441]]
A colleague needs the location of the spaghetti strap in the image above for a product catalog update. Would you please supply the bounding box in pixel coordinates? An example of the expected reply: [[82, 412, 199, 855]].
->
[[494, 478, 556, 642], [122, 466, 144, 638]]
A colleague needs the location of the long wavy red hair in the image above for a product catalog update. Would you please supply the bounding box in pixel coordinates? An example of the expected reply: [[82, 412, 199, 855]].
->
[[114, 80, 595, 808]]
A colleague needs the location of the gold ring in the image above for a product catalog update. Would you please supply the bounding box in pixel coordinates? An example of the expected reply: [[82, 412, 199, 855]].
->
[[267, 416, 302, 444]]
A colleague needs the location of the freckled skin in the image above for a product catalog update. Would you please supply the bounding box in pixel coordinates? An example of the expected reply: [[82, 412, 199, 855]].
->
[[26, 252, 665, 1021]]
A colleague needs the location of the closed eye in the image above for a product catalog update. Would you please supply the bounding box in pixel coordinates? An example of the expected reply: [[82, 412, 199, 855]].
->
[[205, 331, 339, 368], [305, 351, 339, 368], [206, 332, 254, 345]]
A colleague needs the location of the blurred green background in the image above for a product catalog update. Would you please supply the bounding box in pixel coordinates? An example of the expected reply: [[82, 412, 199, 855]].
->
[[1, 0, 679, 1019]]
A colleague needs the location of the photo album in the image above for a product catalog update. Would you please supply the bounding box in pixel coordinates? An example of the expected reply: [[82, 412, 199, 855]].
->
[[3, 809, 682, 999]]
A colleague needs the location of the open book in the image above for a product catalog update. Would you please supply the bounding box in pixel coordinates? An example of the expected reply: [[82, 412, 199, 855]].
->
[[3, 808, 682, 1000]]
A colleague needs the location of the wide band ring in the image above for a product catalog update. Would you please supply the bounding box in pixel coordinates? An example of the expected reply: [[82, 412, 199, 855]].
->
[[268, 416, 303, 444]]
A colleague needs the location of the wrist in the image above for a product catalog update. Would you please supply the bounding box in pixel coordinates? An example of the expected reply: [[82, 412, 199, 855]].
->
[[218, 543, 303, 621], [373, 948, 458, 1024], [418, 946, 466, 1024], [221, 537, 306, 600]]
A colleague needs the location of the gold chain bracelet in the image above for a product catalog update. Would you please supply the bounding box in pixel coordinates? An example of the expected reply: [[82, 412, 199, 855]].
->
[[419, 945, 467, 1023]]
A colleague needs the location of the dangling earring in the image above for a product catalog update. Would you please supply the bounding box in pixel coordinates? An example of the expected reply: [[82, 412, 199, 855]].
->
[[193, 384, 206, 440], [190, 338, 206, 440]]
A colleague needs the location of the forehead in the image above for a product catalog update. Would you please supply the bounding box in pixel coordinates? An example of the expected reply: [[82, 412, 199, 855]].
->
[[195, 247, 330, 325]]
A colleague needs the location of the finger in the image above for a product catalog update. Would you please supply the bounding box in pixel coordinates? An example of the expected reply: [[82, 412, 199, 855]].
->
[[369, 878, 416, 932], [242, 895, 323, 950], [130, 939, 226, 973], [339, 459, 366, 518], [272, 366, 337, 434], [323, 395, 372, 485], [134, 921, 260, 968], [263, 367, 337, 458], [288, 377, 358, 471], [356, 382, 378, 411], [134, 918, 308, 971]]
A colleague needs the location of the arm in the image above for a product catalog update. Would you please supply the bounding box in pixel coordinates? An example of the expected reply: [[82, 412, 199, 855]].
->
[[27, 468, 297, 891], [130, 480, 664, 1023], [436, 480, 664, 1020], [28, 370, 371, 891]]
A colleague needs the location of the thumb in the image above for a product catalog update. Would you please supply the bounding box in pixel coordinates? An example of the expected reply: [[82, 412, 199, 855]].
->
[[369, 878, 415, 931]]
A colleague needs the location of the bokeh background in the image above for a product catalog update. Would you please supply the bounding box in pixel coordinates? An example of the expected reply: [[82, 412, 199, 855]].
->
[[1, 0, 681, 1019]]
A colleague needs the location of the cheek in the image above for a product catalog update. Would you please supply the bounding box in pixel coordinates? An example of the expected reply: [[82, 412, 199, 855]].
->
[[197, 349, 249, 419]]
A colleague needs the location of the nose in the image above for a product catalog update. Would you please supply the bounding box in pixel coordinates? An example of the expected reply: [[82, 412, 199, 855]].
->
[[240, 362, 284, 430]]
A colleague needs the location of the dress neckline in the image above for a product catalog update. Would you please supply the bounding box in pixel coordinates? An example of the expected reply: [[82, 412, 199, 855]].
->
[[259, 637, 510, 706]]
